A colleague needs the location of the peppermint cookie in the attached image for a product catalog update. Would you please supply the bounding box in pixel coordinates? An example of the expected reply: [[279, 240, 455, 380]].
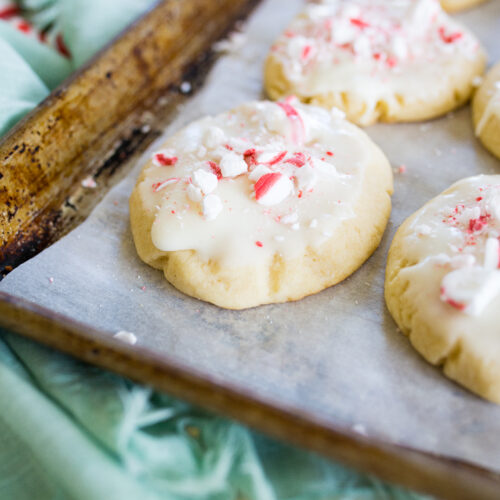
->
[[130, 99, 393, 309], [386, 176, 500, 403], [473, 62, 500, 161], [264, 0, 486, 126], [440, 0, 487, 12]]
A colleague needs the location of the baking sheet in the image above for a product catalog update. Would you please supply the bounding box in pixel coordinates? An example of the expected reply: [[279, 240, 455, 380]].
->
[[3, 0, 500, 471]]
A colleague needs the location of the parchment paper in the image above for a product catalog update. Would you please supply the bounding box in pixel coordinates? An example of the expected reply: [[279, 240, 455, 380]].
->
[[3, 0, 500, 471]]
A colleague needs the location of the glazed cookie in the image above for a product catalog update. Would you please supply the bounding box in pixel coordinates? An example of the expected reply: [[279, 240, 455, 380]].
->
[[265, 0, 486, 126], [440, 0, 487, 13], [472, 62, 500, 161], [130, 99, 393, 309], [386, 176, 500, 403]]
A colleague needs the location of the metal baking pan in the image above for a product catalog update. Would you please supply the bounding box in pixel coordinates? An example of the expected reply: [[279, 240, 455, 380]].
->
[[1, 1, 500, 498]]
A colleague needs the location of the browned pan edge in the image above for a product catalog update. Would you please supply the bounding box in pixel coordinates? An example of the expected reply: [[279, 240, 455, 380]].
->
[[1, 291, 499, 500], [0, 0, 259, 275]]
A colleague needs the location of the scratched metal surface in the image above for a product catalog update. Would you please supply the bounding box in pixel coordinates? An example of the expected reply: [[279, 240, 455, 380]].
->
[[2, 0, 500, 471]]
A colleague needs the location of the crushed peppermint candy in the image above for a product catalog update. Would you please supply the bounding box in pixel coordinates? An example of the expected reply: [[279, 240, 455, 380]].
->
[[254, 172, 293, 206], [81, 176, 97, 188], [268, 0, 483, 125], [440, 267, 500, 316], [144, 99, 362, 258], [219, 151, 248, 177], [113, 331, 138, 345], [213, 30, 247, 53], [152, 177, 180, 192], [153, 152, 178, 167], [202, 194, 223, 220], [277, 98, 305, 146], [187, 183, 203, 202], [429, 181, 500, 315], [192, 169, 218, 194]]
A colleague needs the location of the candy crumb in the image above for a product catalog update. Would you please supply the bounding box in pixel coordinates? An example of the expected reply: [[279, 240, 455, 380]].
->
[[180, 81, 192, 94], [113, 331, 137, 345], [213, 31, 247, 53], [81, 176, 97, 188], [352, 423, 367, 436]]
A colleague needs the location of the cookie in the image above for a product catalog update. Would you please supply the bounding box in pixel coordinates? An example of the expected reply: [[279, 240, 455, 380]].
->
[[130, 99, 393, 309], [440, 0, 487, 13], [472, 62, 500, 161], [385, 176, 500, 403], [264, 0, 486, 126]]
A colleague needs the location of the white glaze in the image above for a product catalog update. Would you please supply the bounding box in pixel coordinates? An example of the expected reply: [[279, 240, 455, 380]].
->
[[269, 0, 482, 124], [400, 176, 500, 316], [136, 99, 377, 267]]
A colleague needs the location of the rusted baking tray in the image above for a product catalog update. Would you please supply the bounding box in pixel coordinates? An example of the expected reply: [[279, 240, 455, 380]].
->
[[1, 1, 500, 499]]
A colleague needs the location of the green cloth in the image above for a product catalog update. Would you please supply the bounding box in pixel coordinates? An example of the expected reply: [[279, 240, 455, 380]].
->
[[0, 0, 156, 136], [0, 2, 426, 499], [0, 332, 424, 500]]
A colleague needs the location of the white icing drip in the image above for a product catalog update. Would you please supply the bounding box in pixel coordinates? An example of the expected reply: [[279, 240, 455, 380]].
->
[[140, 100, 376, 267], [441, 267, 500, 316], [402, 176, 500, 317]]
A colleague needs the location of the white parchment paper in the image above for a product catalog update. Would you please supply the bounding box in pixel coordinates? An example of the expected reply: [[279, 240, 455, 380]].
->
[[3, 0, 500, 471]]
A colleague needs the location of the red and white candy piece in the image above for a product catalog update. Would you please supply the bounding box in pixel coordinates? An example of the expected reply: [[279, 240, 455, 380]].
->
[[152, 177, 179, 192], [277, 98, 306, 146], [254, 172, 293, 206], [153, 150, 178, 167], [440, 266, 500, 316], [248, 164, 271, 181]]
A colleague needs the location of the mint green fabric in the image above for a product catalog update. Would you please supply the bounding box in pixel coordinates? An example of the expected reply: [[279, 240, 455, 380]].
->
[[21, 0, 156, 67], [0, 2, 426, 499], [0, 35, 50, 135], [0, 0, 156, 136], [0, 21, 71, 89], [0, 332, 425, 500]]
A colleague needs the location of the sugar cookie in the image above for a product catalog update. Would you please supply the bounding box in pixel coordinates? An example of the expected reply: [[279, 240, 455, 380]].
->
[[265, 0, 486, 126], [472, 62, 500, 161], [130, 99, 393, 309], [386, 176, 500, 403], [440, 0, 487, 13]]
